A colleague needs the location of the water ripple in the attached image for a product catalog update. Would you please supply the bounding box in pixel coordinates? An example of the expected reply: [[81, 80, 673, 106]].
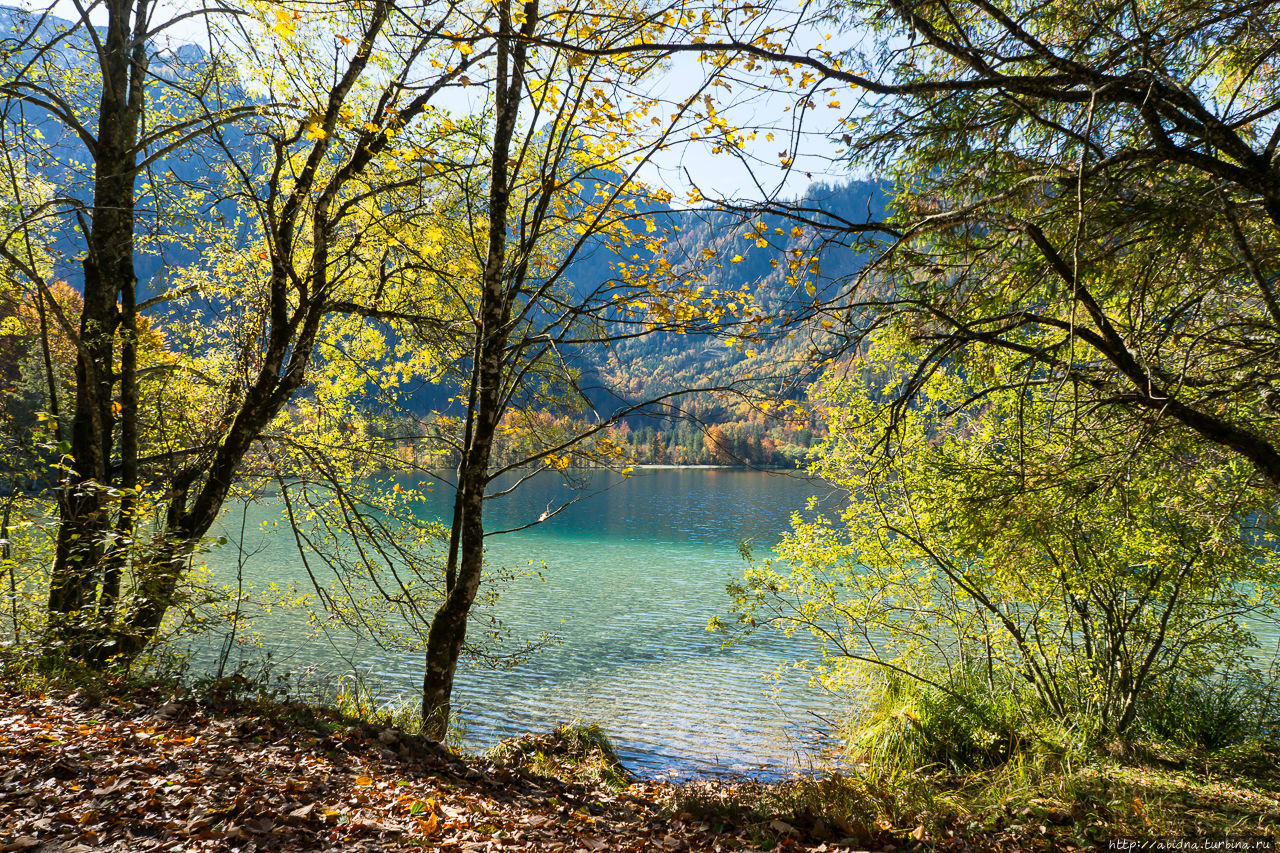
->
[[201, 469, 842, 779]]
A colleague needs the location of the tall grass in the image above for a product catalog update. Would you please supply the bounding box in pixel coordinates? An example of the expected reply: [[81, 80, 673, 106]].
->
[[1141, 667, 1280, 752], [844, 661, 1280, 784], [846, 669, 1096, 780]]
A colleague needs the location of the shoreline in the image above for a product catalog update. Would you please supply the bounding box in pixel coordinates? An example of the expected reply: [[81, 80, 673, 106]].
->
[[3, 679, 1276, 851]]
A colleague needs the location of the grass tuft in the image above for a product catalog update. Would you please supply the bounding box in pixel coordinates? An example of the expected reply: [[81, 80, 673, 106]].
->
[[489, 721, 632, 789]]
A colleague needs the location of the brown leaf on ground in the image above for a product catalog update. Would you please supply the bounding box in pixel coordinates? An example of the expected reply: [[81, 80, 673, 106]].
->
[[0, 687, 857, 852]]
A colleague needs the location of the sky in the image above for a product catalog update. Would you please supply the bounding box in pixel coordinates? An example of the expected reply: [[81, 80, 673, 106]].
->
[[638, 50, 860, 202], [11, 0, 865, 200]]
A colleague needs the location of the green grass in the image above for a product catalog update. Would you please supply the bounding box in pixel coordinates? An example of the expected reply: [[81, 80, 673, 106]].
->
[[1141, 670, 1280, 752], [844, 669, 1100, 784], [669, 667, 1280, 849], [669, 745, 1280, 849]]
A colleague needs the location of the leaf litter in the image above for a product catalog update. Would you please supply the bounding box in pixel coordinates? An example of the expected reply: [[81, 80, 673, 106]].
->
[[0, 685, 883, 852]]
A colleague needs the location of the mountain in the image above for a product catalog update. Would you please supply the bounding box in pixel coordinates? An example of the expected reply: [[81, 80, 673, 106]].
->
[[2, 6, 882, 466], [0, 5, 252, 294], [589, 179, 886, 403]]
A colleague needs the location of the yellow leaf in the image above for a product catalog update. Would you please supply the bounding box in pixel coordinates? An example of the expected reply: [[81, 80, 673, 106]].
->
[[272, 9, 297, 36], [457, 41, 473, 55], [355, 776, 374, 786], [730, 254, 744, 263]]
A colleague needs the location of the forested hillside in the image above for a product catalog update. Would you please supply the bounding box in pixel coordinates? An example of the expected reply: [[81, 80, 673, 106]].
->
[[600, 181, 884, 464], [595, 180, 883, 397], [0, 1, 878, 469], [390, 179, 888, 468]]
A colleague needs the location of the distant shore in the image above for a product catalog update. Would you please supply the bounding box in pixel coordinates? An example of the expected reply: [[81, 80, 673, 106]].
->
[[628, 464, 793, 470], [395, 463, 803, 474]]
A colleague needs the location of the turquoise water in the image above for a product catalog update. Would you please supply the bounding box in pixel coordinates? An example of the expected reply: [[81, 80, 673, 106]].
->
[[198, 466, 1280, 776], [202, 468, 850, 778]]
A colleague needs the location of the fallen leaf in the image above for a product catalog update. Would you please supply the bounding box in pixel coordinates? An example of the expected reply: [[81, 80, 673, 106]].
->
[[769, 820, 798, 836], [2, 838, 42, 852], [288, 803, 315, 822]]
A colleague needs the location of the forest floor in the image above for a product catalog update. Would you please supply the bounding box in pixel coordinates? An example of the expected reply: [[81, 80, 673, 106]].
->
[[1, 683, 1278, 853]]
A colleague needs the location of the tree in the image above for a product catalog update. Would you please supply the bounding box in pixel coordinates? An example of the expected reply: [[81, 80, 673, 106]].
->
[[702, 424, 732, 464], [2, 0, 835, 714], [725, 339, 1280, 743], [0, 0, 489, 664], [391, 0, 814, 736], [689, 0, 1280, 492], [689, 0, 1280, 763]]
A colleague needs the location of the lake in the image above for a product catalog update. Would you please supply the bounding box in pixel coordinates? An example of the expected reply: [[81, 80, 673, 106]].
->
[[201, 468, 850, 779]]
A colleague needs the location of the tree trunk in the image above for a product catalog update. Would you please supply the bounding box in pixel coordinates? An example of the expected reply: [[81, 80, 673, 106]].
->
[[47, 0, 148, 662], [420, 0, 532, 739], [421, 466, 488, 738], [108, 539, 188, 663]]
